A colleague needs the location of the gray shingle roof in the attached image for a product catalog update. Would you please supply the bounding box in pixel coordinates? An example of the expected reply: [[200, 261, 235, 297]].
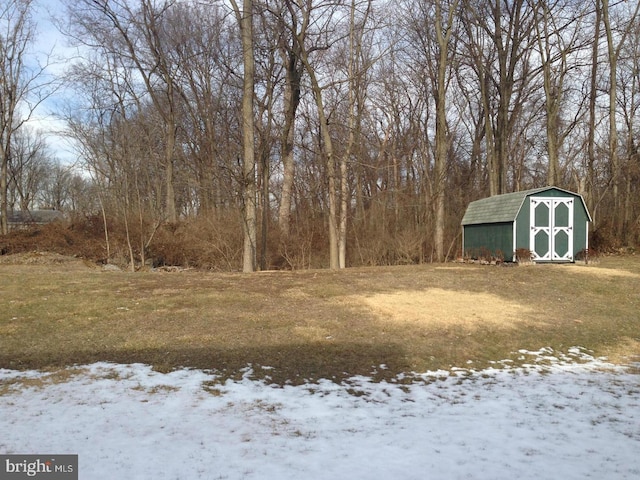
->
[[461, 187, 552, 226], [6, 210, 64, 224]]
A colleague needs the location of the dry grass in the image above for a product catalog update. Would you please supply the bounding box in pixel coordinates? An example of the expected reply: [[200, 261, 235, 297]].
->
[[1, 253, 639, 384], [351, 288, 537, 330]]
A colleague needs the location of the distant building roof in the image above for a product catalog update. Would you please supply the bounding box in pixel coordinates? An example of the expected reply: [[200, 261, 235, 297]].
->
[[5, 209, 64, 225]]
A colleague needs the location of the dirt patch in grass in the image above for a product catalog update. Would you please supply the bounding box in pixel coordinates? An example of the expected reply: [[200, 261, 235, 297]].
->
[[0, 367, 90, 395], [600, 338, 640, 365], [561, 264, 640, 279], [0, 251, 91, 267], [352, 288, 536, 330]]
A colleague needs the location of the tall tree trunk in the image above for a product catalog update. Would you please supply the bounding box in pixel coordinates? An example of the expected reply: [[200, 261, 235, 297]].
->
[[535, 2, 560, 186], [278, 50, 303, 239], [464, 0, 535, 195], [232, 0, 257, 272], [339, 0, 357, 269], [481, 70, 497, 197], [0, 0, 37, 235], [587, 1, 601, 220], [339, 137, 349, 268], [164, 119, 177, 222], [1, 144, 8, 235], [317, 89, 339, 270], [602, 0, 620, 230], [260, 147, 269, 270], [293, 14, 339, 268], [433, 0, 458, 262], [308, 66, 339, 269], [601, 0, 640, 238]]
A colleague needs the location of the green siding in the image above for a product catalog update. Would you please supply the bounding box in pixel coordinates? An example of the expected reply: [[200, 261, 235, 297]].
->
[[513, 189, 591, 259], [463, 222, 513, 260], [514, 200, 530, 251], [574, 204, 589, 253]]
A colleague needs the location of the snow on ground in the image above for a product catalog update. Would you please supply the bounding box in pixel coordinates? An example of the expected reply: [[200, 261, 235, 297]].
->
[[1, 348, 639, 480]]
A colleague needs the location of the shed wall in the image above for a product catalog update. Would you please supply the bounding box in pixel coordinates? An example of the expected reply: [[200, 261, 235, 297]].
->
[[513, 190, 590, 258], [573, 204, 589, 253], [463, 222, 512, 260]]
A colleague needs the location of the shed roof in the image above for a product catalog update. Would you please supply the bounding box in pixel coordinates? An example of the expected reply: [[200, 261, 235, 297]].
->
[[461, 187, 589, 226]]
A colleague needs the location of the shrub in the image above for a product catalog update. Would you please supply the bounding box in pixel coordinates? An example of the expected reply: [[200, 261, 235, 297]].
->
[[515, 248, 533, 263]]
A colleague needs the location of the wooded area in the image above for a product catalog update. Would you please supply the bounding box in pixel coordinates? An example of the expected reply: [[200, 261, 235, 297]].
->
[[1, 0, 639, 270]]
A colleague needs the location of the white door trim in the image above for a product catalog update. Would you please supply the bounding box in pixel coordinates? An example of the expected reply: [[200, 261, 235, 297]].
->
[[530, 197, 574, 261]]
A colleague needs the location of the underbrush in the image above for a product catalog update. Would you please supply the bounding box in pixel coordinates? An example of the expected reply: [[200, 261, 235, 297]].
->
[[0, 217, 108, 261], [0, 215, 327, 270], [1, 214, 635, 271]]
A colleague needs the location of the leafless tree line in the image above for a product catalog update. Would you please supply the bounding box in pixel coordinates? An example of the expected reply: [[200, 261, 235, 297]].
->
[[2, 0, 639, 269]]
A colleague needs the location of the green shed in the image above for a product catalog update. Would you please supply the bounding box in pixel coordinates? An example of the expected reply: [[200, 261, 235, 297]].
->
[[461, 187, 592, 262]]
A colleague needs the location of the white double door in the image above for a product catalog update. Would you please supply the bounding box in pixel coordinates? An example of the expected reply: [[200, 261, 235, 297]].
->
[[529, 197, 574, 262]]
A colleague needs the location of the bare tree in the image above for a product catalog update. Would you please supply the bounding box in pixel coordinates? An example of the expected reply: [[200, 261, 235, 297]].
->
[[230, 0, 258, 272], [64, 0, 183, 223], [38, 163, 72, 211], [7, 127, 49, 210], [461, 0, 538, 196], [64, 44, 166, 270], [617, 13, 640, 244], [601, 0, 640, 236], [533, 0, 587, 187], [39, 0, 640, 265], [164, 2, 241, 217], [279, 0, 346, 269], [403, 0, 460, 261], [432, 0, 459, 261], [0, 0, 52, 233], [268, 0, 305, 240], [585, 0, 602, 220]]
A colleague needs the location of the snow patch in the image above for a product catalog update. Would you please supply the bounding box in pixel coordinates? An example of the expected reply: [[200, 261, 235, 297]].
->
[[1, 349, 638, 479]]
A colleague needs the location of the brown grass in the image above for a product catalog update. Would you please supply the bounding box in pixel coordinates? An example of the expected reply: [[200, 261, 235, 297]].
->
[[351, 288, 536, 330], [1, 253, 639, 384]]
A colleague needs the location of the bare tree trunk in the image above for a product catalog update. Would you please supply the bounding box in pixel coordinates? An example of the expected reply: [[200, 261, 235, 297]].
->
[[98, 192, 111, 263], [460, 5, 496, 196], [278, 95, 296, 239], [307, 65, 339, 269], [311, 79, 340, 270], [339, 0, 358, 269], [278, 47, 303, 239], [482, 71, 497, 197], [535, 2, 559, 186], [339, 139, 349, 268], [0, 0, 40, 234], [463, 0, 536, 196], [164, 118, 177, 222], [601, 0, 640, 238], [602, 0, 620, 228], [290, 4, 339, 269], [433, 0, 458, 262], [0, 144, 8, 235], [231, 0, 257, 272], [587, 2, 601, 219], [260, 147, 269, 270]]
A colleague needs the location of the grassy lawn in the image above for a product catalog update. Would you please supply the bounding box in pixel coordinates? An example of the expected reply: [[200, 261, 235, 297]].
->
[[1, 253, 639, 384]]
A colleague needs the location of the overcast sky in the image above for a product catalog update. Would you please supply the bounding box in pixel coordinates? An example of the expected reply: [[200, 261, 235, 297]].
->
[[27, 0, 79, 168]]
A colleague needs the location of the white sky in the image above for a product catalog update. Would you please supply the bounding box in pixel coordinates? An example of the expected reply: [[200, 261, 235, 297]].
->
[[25, 0, 79, 168]]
